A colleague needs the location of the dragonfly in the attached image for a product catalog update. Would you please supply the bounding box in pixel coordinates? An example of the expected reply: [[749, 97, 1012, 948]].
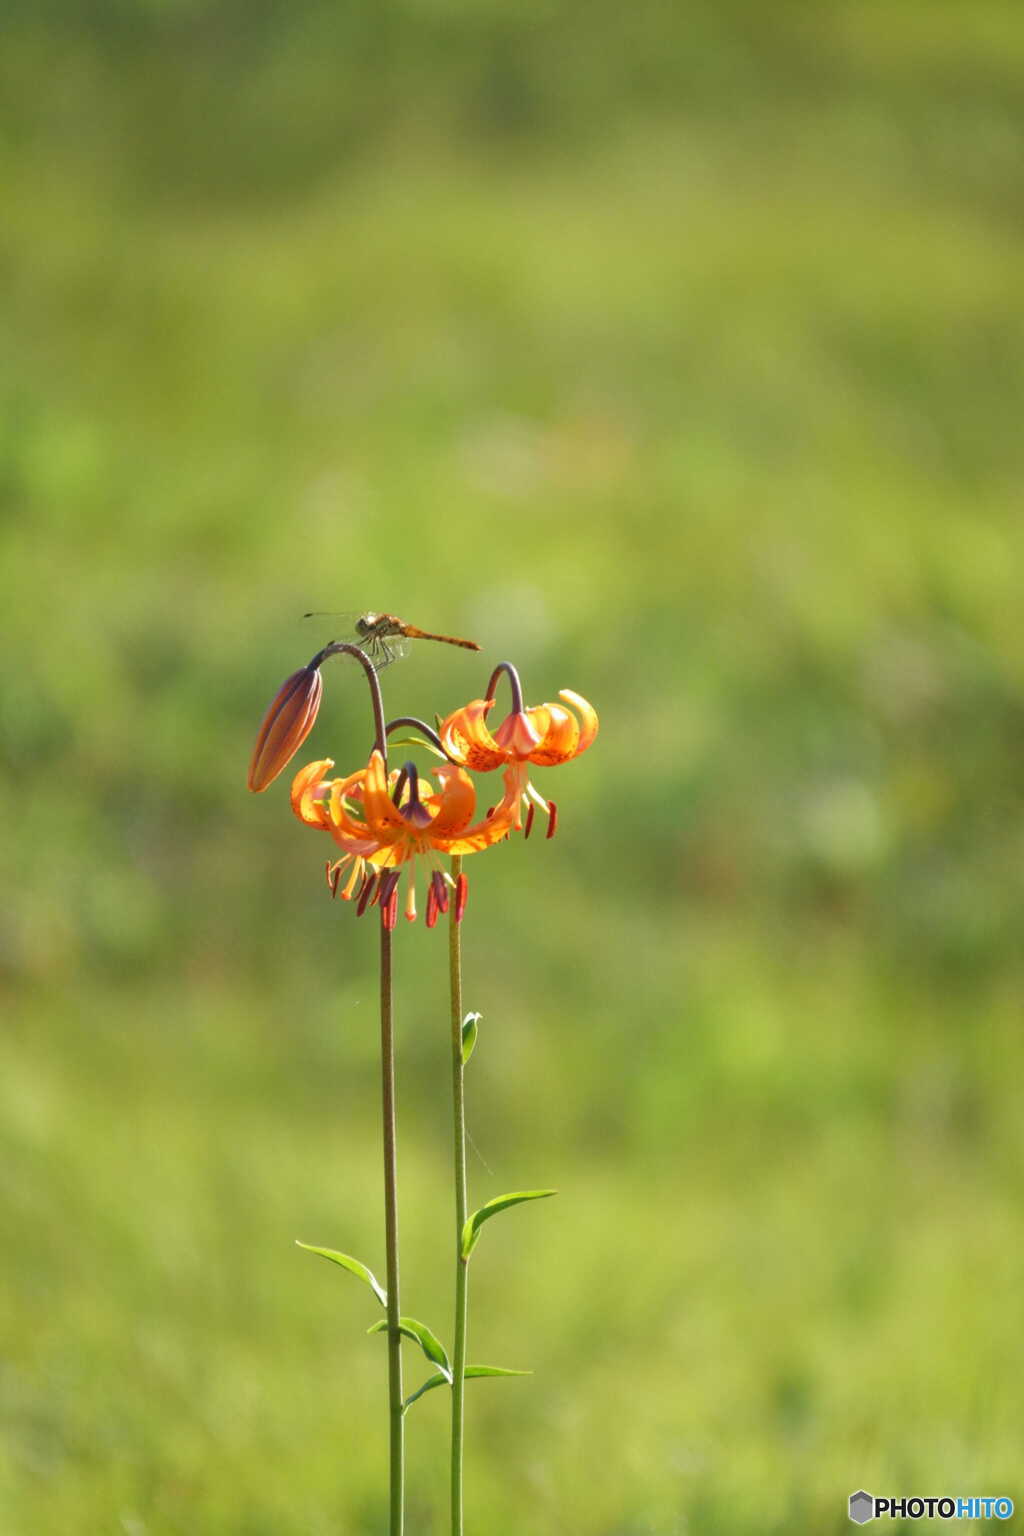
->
[[303, 610, 481, 672]]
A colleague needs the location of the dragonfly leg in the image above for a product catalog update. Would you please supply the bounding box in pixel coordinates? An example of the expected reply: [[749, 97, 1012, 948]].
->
[[362, 637, 386, 672]]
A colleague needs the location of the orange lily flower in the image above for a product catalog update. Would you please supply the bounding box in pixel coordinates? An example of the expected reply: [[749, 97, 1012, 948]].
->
[[439, 685, 597, 839], [291, 751, 522, 927], [439, 689, 598, 771]]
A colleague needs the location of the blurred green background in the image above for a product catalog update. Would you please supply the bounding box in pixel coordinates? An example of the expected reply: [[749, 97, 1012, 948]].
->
[[3, 2, 1024, 1531]]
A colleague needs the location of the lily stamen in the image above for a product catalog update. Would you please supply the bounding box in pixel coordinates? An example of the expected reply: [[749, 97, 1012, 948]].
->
[[357, 871, 380, 916], [431, 870, 450, 915], [289, 750, 522, 926]]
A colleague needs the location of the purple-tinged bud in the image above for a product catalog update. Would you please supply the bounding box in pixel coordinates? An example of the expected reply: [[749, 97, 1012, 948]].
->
[[248, 665, 323, 792]]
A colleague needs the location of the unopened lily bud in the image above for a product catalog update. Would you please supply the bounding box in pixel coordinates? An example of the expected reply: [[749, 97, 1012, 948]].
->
[[247, 665, 323, 792]]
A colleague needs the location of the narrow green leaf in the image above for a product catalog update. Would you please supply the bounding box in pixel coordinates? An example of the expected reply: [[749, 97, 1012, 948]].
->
[[461, 1012, 481, 1065], [295, 1242, 386, 1307], [465, 1365, 532, 1379], [461, 1190, 557, 1259], [402, 1364, 532, 1412], [386, 736, 448, 760], [403, 1371, 448, 1410], [368, 1315, 451, 1377]]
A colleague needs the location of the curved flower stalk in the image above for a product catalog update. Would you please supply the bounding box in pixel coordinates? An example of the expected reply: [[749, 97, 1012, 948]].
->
[[291, 750, 523, 927], [439, 664, 598, 837], [247, 640, 387, 793]]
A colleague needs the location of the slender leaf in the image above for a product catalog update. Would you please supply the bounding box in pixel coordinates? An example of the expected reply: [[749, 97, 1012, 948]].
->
[[465, 1365, 532, 1380], [461, 1012, 481, 1065], [403, 1371, 448, 1410], [368, 1315, 451, 1377], [403, 1364, 531, 1412], [461, 1190, 557, 1258], [295, 1242, 386, 1307], [386, 736, 448, 760]]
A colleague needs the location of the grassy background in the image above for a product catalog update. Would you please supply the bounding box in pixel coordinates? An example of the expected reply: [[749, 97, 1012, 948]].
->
[[3, 2, 1024, 1530]]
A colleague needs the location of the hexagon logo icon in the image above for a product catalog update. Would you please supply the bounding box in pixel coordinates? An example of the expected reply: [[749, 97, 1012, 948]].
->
[[849, 1490, 874, 1524]]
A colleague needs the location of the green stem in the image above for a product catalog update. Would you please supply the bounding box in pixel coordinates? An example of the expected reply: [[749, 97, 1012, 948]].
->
[[380, 921, 404, 1535], [449, 856, 468, 1536]]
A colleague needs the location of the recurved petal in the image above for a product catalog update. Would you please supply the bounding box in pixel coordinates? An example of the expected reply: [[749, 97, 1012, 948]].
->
[[529, 703, 578, 764], [528, 690, 598, 765], [327, 769, 376, 843], [360, 751, 410, 840], [443, 823, 513, 854], [427, 764, 477, 836], [439, 699, 507, 771], [559, 690, 599, 754], [440, 762, 525, 850], [290, 758, 336, 827], [248, 666, 323, 792]]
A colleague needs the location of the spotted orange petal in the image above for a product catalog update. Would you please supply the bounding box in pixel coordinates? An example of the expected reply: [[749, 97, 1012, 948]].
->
[[361, 751, 414, 843], [326, 771, 382, 851], [528, 690, 598, 765], [441, 764, 523, 851], [439, 699, 507, 771], [291, 758, 335, 828], [427, 764, 478, 837]]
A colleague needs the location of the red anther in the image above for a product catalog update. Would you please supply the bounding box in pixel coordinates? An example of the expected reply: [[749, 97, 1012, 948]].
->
[[356, 871, 379, 916], [523, 803, 536, 840], [431, 870, 449, 915], [382, 888, 399, 931], [378, 870, 401, 911], [326, 861, 341, 897], [426, 885, 439, 929], [485, 806, 494, 819], [455, 872, 469, 922], [546, 800, 558, 839]]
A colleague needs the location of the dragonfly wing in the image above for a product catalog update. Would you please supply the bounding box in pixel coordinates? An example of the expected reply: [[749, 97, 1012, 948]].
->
[[302, 609, 363, 628], [371, 633, 411, 670], [335, 629, 411, 672], [301, 613, 411, 670]]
